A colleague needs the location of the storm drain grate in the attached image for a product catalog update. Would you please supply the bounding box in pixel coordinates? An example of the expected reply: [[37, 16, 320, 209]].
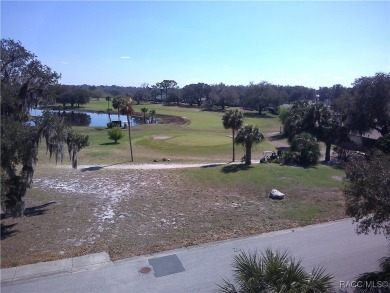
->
[[148, 254, 185, 277]]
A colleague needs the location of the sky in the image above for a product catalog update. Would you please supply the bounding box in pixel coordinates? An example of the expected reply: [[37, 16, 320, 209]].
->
[[1, 1, 389, 89]]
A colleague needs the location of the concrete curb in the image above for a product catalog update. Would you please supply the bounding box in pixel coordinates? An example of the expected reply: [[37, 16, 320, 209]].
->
[[1, 252, 113, 283], [1, 219, 354, 284]]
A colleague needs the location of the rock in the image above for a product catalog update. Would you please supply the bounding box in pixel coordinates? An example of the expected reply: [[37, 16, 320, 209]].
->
[[269, 189, 285, 200]]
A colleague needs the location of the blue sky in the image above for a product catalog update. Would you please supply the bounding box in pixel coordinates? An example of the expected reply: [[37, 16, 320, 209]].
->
[[2, 1, 389, 89]]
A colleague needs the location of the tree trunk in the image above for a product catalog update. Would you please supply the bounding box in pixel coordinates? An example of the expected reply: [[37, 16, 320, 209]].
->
[[232, 128, 235, 162], [245, 145, 252, 165], [325, 142, 331, 162], [127, 115, 134, 162], [72, 150, 78, 169]]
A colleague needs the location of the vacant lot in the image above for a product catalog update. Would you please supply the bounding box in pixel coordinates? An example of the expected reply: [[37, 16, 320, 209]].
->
[[1, 103, 346, 268], [1, 162, 345, 268]]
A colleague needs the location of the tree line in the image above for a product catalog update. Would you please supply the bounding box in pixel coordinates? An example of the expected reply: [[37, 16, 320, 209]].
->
[[48, 80, 345, 113]]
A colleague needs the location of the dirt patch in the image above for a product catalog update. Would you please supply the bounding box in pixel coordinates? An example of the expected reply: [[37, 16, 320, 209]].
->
[[0, 165, 345, 268]]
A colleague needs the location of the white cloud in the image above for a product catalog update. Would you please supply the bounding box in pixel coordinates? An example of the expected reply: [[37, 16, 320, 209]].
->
[[120, 56, 131, 59]]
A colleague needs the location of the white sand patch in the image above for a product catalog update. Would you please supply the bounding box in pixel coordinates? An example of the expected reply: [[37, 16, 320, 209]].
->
[[99, 205, 115, 221], [34, 177, 134, 225], [153, 135, 172, 140]]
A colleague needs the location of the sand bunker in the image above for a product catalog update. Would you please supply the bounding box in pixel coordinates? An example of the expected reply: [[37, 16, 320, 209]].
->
[[153, 136, 172, 140]]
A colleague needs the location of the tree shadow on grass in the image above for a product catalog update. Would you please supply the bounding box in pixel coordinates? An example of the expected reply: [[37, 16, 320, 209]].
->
[[99, 142, 119, 146], [268, 133, 288, 141], [1, 223, 18, 240], [320, 160, 345, 170], [276, 147, 290, 153], [201, 163, 224, 169], [24, 202, 56, 217], [221, 164, 253, 173]]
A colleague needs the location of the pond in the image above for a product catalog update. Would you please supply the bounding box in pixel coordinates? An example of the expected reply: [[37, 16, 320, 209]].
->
[[30, 109, 143, 127]]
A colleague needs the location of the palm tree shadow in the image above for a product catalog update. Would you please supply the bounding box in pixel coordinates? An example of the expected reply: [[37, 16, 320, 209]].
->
[[24, 201, 56, 217], [1, 223, 18, 240], [221, 164, 253, 173], [81, 161, 132, 172]]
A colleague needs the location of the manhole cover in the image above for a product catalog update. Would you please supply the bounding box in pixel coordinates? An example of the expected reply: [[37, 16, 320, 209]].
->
[[139, 267, 151, 274]]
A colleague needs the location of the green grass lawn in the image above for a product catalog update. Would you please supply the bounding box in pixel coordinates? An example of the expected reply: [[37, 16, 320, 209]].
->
[[69, 99, 281, 131], [181, 163, 344, 226], [183, 163, 344, 190]]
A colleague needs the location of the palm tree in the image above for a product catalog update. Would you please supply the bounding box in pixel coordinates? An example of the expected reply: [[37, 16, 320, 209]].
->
[[222, 109, 244, 162], [105, 96, 111, 111], [149, 109, 156, 123], [121, 97, 135, 162], [112, 96, 123, 120], [218, 249, 335, 293], [141, 107, 148, 124], [354, 254, 390, 293], [235, 124, 264, 165]]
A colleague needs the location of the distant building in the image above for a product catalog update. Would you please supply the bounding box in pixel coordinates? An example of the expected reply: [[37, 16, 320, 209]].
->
[[349, 129, 381, 148]]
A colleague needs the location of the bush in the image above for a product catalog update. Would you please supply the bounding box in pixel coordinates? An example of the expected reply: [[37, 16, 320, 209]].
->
[[107, 127, 123, 144], [291, 132, 321, 166], [376, 134, 390, 154], [278, 106, 290, 124], [282, 151, 296, 165]]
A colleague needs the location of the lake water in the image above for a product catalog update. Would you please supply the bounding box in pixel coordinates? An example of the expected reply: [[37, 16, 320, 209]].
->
[[30, 109, 142, 127]]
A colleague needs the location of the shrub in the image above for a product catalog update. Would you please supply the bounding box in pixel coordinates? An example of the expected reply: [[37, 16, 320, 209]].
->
[[278, 105, 290, 124], [376, 134, 390, 154], [291, 132, 321, 166], [282, 151, 296, 165], [107, 127, 123, 144]]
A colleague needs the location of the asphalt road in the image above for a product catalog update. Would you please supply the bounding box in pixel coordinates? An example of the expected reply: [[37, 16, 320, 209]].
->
[[2, 219, 388, 293]]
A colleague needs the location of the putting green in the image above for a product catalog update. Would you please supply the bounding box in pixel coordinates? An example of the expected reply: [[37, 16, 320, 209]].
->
[[164, 133, 230, 146]]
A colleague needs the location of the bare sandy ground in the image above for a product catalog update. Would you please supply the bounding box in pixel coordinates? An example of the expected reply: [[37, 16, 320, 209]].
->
[[67, 162, 228, 171]]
